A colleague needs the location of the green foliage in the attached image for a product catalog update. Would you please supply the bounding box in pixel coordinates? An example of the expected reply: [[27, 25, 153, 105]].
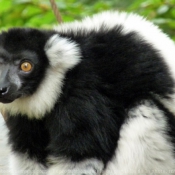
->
[[0, 0, 132, 29], [129, 0, 175, 40], [0, 0, 56, 29], [0, 0, 175, 40]]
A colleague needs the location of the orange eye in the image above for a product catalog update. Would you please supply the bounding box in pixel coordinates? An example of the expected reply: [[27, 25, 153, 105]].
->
[[20, 62, 32, 72]]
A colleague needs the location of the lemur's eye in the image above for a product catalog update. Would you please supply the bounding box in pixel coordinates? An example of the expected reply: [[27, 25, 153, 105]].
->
[[20, 62, 32, 72]]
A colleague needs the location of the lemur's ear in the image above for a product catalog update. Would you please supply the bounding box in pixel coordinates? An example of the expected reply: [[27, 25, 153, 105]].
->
[[45, 34, 81, 69]]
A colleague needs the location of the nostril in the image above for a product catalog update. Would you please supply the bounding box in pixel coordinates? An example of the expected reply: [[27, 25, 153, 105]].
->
[[0, 87, 8, 95]]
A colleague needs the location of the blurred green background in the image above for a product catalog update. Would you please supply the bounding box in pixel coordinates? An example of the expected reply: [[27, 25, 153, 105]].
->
[[0, 0, 175, 40]]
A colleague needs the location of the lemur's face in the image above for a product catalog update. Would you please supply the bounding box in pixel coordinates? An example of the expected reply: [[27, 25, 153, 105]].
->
[[0, 28, 50, 103]]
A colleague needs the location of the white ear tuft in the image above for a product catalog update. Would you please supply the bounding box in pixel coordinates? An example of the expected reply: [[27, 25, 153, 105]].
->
[[45, 34, 81, 70]]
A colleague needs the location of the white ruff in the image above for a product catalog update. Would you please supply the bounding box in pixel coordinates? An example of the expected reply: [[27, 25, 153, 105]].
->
[[10, 153, 46, 175], [47, 157, 104, 175], [103, 101, 175, 175], [0, 35, 81, 119]]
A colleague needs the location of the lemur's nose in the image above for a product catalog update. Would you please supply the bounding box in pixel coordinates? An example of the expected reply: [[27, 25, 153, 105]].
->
[[0, 86, 9, 95]]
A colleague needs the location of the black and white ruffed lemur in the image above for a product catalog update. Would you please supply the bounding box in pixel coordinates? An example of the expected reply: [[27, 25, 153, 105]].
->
[[0, 11, 175, 175]]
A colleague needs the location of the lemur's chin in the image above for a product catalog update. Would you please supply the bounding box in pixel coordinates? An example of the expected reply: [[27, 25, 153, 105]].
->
[[0, 95, 20, 104], [0, 98, 14, 104]]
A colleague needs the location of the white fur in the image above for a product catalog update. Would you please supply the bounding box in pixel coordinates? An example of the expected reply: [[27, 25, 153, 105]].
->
[[47, 157, 104, 175], [10, 154, 104, 175], [0, 35, 81, 119], [45, 34, 81, 69], [0, 114, 10, 175], [10, 153, 46, 175], [56, 11, 175, 79], [103, 100, 175, 175]]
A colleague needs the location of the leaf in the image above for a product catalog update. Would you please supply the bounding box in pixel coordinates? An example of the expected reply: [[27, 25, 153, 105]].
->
[[157, 5, 169, 15]]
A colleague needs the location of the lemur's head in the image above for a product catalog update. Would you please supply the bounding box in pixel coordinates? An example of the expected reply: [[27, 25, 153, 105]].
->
[[0, 28, 81, 118], [0, 28, 51, 103]]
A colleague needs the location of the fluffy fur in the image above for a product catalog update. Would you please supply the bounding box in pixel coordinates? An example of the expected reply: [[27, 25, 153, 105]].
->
[[104, 100, 175, 175], [0, 11, 174, 175]]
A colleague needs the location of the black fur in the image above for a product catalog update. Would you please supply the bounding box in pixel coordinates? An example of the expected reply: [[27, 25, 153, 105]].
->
[[7, 116, 49, 165], [0, 18, 175, 172]]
